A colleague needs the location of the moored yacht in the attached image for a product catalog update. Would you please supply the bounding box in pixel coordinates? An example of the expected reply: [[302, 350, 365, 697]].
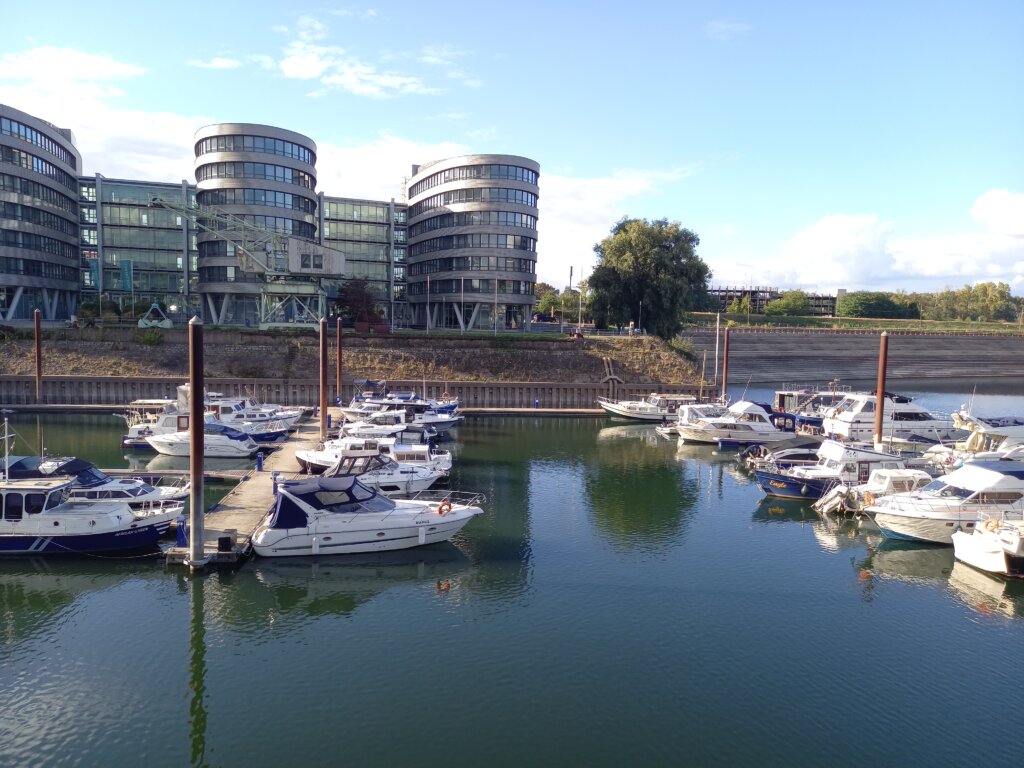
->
[[676, 400, 795, 447], [251, 475, 484, 557], [145, 422, 258, 458], [320, 448, 446, 494], [596, 393, 697, 421], [871, 460, 1024, 545], [753, 439, 906, 499], [821, 391, 960, 442], [0, 476, 174, 554], [296, 436, 452, 474]]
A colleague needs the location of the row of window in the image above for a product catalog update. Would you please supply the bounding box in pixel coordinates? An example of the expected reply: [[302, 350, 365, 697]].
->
[[322, 201, 390, 222], [409, 188, 537, 219], [0, 146, 78, 192], [322, 240, 389, 262], [102, 205, 185, 229], [101, 182, 191, 206], [0, 254, 79, 281], [2, 173, 78, 214], [197, 187, 317, 214], [1, 228, 78, 260], [407, 279, 534, 296], [195, 135, 315, 165], [322, 221, 390, 243], [197, 214, 316, 240], [195, 162, 315, 189], [1, 116, 77, 168], [408, 210, 537, 237], [101, 228, 192, 250], [1, 201, 77, 237], [197, 265, 262, 283], [409, 233, 536, 257], [409, 255, 536, 276], [95, 268, 184, 292], [408, 164, 538, 198], [98, 250, 187, 270]]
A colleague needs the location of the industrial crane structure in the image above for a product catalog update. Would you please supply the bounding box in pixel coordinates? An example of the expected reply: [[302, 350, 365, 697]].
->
[[149, 197, 344, 328]]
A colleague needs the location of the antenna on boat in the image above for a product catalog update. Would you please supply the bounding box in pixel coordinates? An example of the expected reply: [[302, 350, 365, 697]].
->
[[740, 374, 752, 401], [2, 409, 12, 481]]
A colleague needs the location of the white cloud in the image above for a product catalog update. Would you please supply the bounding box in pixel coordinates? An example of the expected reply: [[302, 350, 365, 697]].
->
[[537, 168, 696, 287], [314, 134, 468, 201], [704, 21, 751, 41], [0, 47, 206, 180], [188, 57, 242, 70], [714, 191, 1024, 294]]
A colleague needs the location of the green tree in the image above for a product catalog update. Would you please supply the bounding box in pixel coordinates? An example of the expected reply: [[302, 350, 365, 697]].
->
[[338, 278, 380, 322], [837, 291, 917, 318], [727, 294, 752, 315], [589, 217, 712, 339], [764, 290, 810, 316]]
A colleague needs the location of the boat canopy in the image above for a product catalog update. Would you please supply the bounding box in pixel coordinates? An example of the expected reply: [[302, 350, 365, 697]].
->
[[268, 476, 396, 528]]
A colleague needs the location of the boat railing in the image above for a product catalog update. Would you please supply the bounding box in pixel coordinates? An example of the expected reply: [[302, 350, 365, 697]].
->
[[879, 495, 1024, 518], [403, 489, 487, 507]]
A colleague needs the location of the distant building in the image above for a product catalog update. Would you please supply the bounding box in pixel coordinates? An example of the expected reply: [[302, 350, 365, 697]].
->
[[709, 286, 843, 317], [1, 102, 538, 327]]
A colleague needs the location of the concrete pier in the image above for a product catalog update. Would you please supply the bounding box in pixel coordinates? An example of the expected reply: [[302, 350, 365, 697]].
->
[[164, 414, 325, 567]]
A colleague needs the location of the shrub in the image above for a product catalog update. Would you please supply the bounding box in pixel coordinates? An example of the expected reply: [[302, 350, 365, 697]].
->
[[138, 328, 164, 346]]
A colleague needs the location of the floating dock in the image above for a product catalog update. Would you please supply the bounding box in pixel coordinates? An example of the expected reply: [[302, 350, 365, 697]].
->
[[164, 413, 327, 567]]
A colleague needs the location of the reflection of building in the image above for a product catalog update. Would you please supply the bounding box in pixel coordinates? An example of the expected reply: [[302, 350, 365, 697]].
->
[[1, 104, 82, 321], [710, 286, 845, 317], [406, 155, 539, 330], [1, 102, 539, 325]]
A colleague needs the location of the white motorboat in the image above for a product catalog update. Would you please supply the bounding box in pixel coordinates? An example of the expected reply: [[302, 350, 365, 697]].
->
[[753, 439, 907, 499], [870, 460, 1024, 544], [597, 393, 697, 421], [740, 434, 825, 471], [821, 391, 961, 442], [145, 422, 258, 458], [952, 491, 1024, 578], [4, 455, 189, 511], [676, 400, 795, 446], [319, 448, 445, 495], [772, 382, 851, 431], [251, 475, 484, 557], [296, 436, 452, 474], [339, 419, 438, 442], [813, 467, 933, 516], [654, 402, 728, 438], [0, 476, 175, 555]]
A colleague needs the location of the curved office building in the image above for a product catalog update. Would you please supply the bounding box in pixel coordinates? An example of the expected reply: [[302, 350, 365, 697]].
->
[[0, 104, 81, 321], [193, 123, 318, 325], [406, 155, 539, 330]]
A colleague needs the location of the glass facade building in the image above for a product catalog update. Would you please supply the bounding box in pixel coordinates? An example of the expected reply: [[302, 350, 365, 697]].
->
[[406, 155, 540, 330], [0, 103, 540, 326], [0, 104, 82, 321]]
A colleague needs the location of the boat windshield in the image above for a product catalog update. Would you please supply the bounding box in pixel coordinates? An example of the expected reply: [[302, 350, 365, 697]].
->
[[920, 480, 972, 499]]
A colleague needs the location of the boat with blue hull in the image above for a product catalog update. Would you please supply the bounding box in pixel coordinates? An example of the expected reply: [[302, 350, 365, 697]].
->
[[753, 439, 907, 500], [0, 476, 173, 555]]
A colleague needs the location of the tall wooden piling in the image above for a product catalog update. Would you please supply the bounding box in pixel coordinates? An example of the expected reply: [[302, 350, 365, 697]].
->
[[720, 327, 730, 401], [33, 309, 42, 403], [319, 318, 328, 441], [335, 317, 343, 405], [873, 331, 889, 445], [188, 317, 206, 568]]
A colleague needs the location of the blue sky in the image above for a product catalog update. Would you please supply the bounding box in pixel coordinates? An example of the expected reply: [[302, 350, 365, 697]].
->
[[1, 1, 1021, 294]]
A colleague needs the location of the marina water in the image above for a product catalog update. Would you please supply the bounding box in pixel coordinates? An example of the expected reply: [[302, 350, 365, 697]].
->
[[3, 382, 1024, 767]]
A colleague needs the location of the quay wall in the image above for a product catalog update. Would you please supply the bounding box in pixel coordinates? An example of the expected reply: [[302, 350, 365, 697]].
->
[[684, 328, 1024, 384], [0, 376, 701, 409]]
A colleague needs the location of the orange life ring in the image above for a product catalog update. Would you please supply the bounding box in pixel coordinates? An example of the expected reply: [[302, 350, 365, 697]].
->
[[984, 518, 1000, 532], [863, 491, 876, 507], [437, 500, 453, 516]]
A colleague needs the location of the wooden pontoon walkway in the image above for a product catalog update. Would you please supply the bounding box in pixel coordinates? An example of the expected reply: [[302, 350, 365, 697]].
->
[[164, 413, 327, 567]]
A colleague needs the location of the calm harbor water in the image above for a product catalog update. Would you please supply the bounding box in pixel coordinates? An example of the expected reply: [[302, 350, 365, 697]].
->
[[3, 383, 1024, 767]]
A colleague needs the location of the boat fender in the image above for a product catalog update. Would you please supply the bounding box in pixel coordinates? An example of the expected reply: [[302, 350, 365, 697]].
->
[[863, 491, 876, 507], [984, 518, 1000, 532], [437, 500, 453, 516], [945, 454, 955, 465], [800, 485, 809, 496]]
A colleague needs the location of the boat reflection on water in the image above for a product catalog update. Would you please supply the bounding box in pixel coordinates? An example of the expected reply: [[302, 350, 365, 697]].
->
[[948, 561, 1024, 619], [811, 510, 884, 553], [596, 423, 661, 445], [857, 541, 955, 587], [751, 497, 818, 525], [238, 543, 476, 627], [125, 453, 255, 473], [0, 557, 162, 645]]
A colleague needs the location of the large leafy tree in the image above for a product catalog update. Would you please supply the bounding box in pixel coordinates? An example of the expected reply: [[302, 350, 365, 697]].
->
[[837, 291, 919, 319], [588, 217, 712, 339], [337, 278, 380, 322], [764, 290, 811, 316]]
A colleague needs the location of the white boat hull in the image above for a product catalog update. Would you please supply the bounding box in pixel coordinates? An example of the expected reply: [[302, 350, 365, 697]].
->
[[252, 510, 478, 557], [873, 510, 978, 544], [145, 435, 256, 458], [953, 524, 1024, 576]]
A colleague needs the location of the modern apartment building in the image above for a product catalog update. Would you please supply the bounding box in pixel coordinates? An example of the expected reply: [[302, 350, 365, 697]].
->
[[1, 103, 538, 327], [0, 104, 82, 321]]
